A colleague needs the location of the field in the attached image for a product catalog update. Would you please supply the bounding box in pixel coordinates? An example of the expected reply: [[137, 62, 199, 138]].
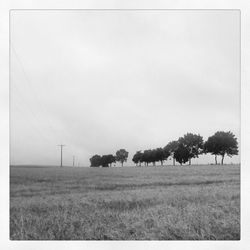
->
[[10, 164, 240, 240]]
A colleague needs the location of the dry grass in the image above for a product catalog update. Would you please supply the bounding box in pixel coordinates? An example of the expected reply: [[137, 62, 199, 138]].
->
[[10, 164, 240, 240]]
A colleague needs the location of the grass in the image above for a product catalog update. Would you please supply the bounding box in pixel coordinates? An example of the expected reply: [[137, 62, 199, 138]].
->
[[10, 164, 240, 240]]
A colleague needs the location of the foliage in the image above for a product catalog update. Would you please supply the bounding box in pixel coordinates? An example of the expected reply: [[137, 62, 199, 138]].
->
[[204, 131, 238, 165], [141, 149, 153, 166], [164, 141, 179, 165], [116, 149, 129, 167], [90, 154, 116, 167], [155, 148, 168, 165], [91, 131, 238, 167], [174, 143, 190, 165], [132, 148, 170, 166], [132, 151, 143, 166], [178, 133, 204, 164], [89, 154, 102, 167], [102, 154, 116, 167], [164, 140, 179, 154]]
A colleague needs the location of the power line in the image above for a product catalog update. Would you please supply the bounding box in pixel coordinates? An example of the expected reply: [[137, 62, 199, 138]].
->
[[10, 43, 80, 165], [10, 42, 62, 143], [11, 44, 76, 148], [11, 100, 52, 145], [11, 101, 57, 165], [11, 77, 58, 145], [11, 88, 55, 144]]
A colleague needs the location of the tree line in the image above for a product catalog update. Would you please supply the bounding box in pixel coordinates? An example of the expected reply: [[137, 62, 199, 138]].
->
[[90, 131, 238, 167], [90, 149, 129, 167]]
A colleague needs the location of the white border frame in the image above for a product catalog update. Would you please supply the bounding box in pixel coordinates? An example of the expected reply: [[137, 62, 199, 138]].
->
[[1, 0, 250, 249]]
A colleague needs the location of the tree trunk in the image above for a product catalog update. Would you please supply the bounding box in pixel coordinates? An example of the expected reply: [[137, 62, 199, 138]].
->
[[215, 155, 217, 165], [173, 158, 175, 166], [122, 162, 123, 167], [221, 154, 225, 165], [161, 160, 163, 166], [189, 158, 191, 165]]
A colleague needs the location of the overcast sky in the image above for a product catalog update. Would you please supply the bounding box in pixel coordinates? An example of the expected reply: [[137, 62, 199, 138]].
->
[[10, 10, 240, 166]]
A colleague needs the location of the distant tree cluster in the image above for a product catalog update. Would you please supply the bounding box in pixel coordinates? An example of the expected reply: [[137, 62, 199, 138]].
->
[[203, 131, 238, 165], [132, 133, 203, 166], [90, 149, 128, 167], [132, 148, 169, 167], [132, 131, 238, 166], [90, 131, 238, 167]]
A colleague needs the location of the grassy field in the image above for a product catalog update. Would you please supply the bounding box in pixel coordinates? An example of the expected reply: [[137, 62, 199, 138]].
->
[[10, 164, 240, 240]]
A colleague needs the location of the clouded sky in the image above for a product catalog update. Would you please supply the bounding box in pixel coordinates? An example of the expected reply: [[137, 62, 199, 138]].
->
[[10, 10, 240, 166]]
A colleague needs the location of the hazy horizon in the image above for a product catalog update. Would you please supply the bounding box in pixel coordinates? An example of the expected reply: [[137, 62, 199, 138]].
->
[[10, 10, 240, 167]]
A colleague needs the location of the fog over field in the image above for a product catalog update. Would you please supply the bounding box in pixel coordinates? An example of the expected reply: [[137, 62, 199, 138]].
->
[[10, 10, 240, 166]]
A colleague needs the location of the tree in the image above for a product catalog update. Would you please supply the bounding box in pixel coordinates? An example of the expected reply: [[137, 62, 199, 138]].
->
[[89, 154, 102, 167], [132, 151, 143, 166], [149, 149, 157, 166], [155, 148, 169, 166], [178, 133, 203, 165], [116, 149, 129, 167], [107, 154, 116, 167], [203, 136, 220, 164], [174, 143, 190, 165], [164, 149, 171, 164], [100, 155, 109, 167], [204, 131, 238, 165], [164, 141, 179, 166], [141, 149, 151, 166], [100, 154, 116, 167]]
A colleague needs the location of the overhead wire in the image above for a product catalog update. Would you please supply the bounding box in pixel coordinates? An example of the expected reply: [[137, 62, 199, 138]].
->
[[10, 42, 63, 143], [10, 42, 83, 165], [11, 81, 55, 145]]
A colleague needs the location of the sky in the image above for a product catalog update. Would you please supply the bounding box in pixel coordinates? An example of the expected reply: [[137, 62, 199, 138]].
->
[[10, 10, 240, 166]]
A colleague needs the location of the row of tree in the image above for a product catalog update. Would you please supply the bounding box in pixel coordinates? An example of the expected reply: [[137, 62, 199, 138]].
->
[[132, 131, 238, 166], [90, 149, 129, 167], [90, 131, 238, 167]]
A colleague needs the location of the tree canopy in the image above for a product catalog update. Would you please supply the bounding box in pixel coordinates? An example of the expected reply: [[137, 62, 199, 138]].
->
[[132, 151, 143, 166], [101, 154, 116, 167], [174, 143, 190, 165], [164, 141, 179, 166], [116, 149, 129, 167], [131, 148, 170, 166], [178, 133, 203, 165], [90, 154, 116, 167], [204, 131, 238, 165], [89, 154, 102, 167], [90, 131, 238, 167]]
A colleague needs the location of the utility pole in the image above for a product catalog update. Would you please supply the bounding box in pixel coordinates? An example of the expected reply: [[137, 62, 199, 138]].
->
[[57, 144, 66, 167], [73, 155, 75, 167]]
